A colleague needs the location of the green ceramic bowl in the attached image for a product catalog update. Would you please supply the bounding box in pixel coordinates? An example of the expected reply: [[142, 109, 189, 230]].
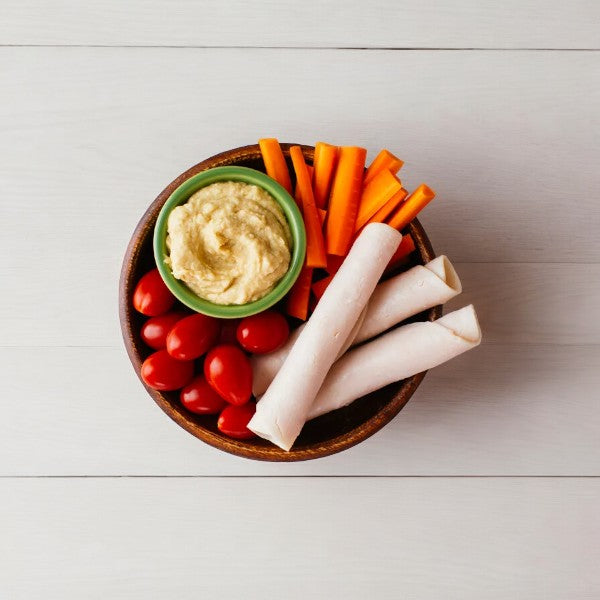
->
[[153, 166, 306, 318]]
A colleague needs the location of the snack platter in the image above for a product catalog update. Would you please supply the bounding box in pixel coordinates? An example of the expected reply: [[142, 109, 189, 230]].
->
[[119, 142, 480, 461]]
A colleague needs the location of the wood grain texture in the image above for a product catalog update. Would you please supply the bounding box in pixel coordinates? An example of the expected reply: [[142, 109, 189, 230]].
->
[[1, 49, 598, 264], [2, 478, 599, 599], [1, 344, 598, 475], [1, 0, 599, 48], [446, 263, 600, 345]]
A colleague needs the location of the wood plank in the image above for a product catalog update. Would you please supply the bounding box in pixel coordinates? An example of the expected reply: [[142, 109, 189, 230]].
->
[[1, 48, 599, 346], [1, 478, 599, 598], [1, 344, 598, 475], [1, 1, 599, 48], [0, 49, 597, 261], [445, 263, 600, 345]]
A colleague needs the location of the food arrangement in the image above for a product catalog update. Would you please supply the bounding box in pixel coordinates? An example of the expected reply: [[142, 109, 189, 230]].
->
[[125, 139, 481, 455]]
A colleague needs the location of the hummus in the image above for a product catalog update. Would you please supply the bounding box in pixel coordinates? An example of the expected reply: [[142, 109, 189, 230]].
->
[[165, 181, 292, 305]]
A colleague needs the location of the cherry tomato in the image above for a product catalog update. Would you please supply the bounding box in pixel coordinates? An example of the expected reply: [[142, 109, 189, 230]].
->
[[133, 269, 175, 316], [218, 319, 241, 345], [236, 310, 290, 354], [180, 375, 227, 415], [204, 345, 253, 406], [218, 403, 256, 439], [140, 311, 184, 350], [166, 314, 220, 361], [141, 350, 194, 391]]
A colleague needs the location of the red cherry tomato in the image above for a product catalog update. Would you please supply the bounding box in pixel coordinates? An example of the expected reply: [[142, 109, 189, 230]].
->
[[204, 345, 253, 406], [180, 375, 227, 415], [236, 310, 290, 354], [141, 311, 184, 350], [133, 269, 175, 316], [218, 319, 241, 345], [166, 314, 220, 361], [141, 350, 194, 391], [218, 403, 256, 439]]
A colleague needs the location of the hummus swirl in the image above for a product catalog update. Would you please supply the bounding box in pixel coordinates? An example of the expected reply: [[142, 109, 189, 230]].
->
[[166, 181, 292, 305]]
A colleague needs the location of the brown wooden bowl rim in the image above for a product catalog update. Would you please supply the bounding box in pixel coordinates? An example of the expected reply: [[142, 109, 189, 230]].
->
[[119, 143, 441, 461]]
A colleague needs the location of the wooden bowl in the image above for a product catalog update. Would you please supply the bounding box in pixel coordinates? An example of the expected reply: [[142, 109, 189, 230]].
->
[[119, 144, 440, 461]]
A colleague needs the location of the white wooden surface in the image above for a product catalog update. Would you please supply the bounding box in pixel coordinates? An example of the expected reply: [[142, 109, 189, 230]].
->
[[3, 478, 599, 599], [1, 1, 599, 597], [2, 0, 599, 48]]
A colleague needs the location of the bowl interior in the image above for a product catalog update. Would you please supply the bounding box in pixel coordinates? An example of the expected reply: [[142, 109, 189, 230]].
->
[[119, 144, 440, 461], [153, 166, 306, 319]]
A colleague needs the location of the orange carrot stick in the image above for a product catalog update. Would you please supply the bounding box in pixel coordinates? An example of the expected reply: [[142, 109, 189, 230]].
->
[[313, 142, 321, 167], [294, 184, 302, 209], [311, 273, 334, 300], [259, 138, 292, 194], [364, 149, 404, 186], [354, 169, 402, 231], [387, 184, 435, 231], [296, 164, 315, 207], [290, 146, 327, 269], [326, 146, 367, 256], [317, 208, 327, 227], [384, 234, 416, 274], [286, 266, 313, 321], [364, 187, 408, 227], [312, 142, 338, 209]]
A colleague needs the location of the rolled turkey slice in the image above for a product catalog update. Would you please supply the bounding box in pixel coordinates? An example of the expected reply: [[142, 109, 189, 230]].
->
[[353, 255, 461, 343], [247, 223, 402, 451], [251, 255, 462, 396], [308, 304, 481, 420], [250, 306, 367, 398]]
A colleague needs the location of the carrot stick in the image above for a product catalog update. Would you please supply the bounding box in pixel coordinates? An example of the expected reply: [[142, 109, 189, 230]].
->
[[354, 169, 402, 231], [313, 142, 321, 168], [286, 266, 313, 321], [326, 146, 367, 256], [325, 254, 344, 275], [312, 142, 338, 209], [351, 188, 407, 244], [290, 146, 327, 269], [387, 184, 435, 231], [295, 164, 314, 207], [384, 234, 416, 274], [391, 233, 416, 262], [311, 274, 334, 300], [317, 208, 327, 227], [294, 184, 302, 209], [364, 149, 404, 186], [259, 138, 292, 194], [364, 188, 408, 227]]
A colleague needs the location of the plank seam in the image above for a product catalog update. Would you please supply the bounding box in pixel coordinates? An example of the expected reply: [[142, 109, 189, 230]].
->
[[1, 44, 599, 51], [1, 475, 598, 479]]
